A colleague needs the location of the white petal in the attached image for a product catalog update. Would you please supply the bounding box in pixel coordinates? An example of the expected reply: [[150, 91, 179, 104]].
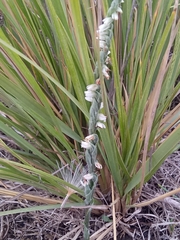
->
[[80, 180, 87, 187], [103, 72, 110, 79], [98, 24, 107, 31], [98, 113, 107, 122], [117, 7, 123, 13], [102, 65, 110, 79], [98, 35, 107, 41], [112, 12, 118, 20], [98, 23, 110, 31], [83, 173, 94, 180], [99, 40, 106, 48], [100, 102, 103, 109], [86, 84, 99, 91], [105, 56, 110, 64], [95, 161, 102, 169], [85, 134, 95, 142], [102, 17, 113, 25], [80, 180, 86, 187], [97, 29, 107, 35], [98, 31, 108, 37], [81, 141, 91, 149], [80, 173, 93, 186], [96, 122, 106, 128], [85, 96, 94, 102], [103, 65, 109, 71], [84, 90, 96, 98], [96, 78, 100, 85]]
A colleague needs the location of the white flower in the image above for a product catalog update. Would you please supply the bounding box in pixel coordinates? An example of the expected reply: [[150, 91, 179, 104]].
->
[[84, 90, 96, 102], [98, 113, 107, 122], [96, 122, 106, 128], [102, 17, 113, 25], [96, 78, 100, 85], [100, 102, 103, 109], [84, 84, 99, 102], [117, 7, 123, 13], [81, 141, 91, 149], [85, 96, 94, 102], [84, 90, 96, 98], [98, 23, 110, 32], [98, 34, 107, 41], [103, 72, 110, 79], [97, 29, 108, 36], [83, 173, 94, 180], [97, 29, 109, 37], [105, 56, 111, 64], [102, 65, 110, 79], [102, 64, 110, 72], [112, 12, 119, 20], [95, 161, 102, 169], [80, 180, 87, 187], [85, 134, 95, 142], [81, 134, 95, 148], [80, 173, 94, 186], [98, 32, 109, 43], [99, 40, 107, 48], [86, 84, 99, 91]]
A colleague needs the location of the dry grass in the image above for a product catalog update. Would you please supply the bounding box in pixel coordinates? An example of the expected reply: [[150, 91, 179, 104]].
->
[[0, 150, 180, 240]]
